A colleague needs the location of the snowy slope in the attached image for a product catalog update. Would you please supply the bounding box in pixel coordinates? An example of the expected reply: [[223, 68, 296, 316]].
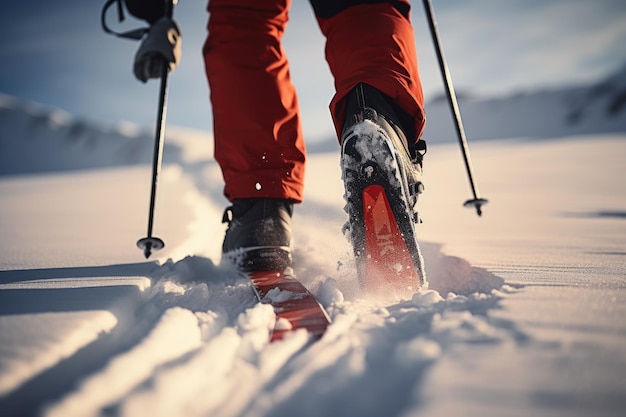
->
[[422, 63, 626, 143], [4, 63, 626, 158], [0, 94, 188, 176], [1, 80, 625, 417]]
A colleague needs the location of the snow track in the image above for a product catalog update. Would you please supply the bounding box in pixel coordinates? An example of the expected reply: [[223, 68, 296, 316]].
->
[[33, 257, 508, 417]]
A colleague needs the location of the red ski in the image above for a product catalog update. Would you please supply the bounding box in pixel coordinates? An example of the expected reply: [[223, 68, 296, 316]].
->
[[247, 269, 330, 342], [361, 184, 421, 295]]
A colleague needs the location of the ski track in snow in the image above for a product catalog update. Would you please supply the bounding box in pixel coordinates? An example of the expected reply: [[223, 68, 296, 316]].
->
[[37, 257, 511, 417]]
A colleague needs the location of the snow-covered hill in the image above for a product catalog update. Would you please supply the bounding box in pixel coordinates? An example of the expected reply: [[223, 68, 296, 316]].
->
[[0, 94, 186, 176], [2, 64, 625, 167], [422, 63, 626, 143]]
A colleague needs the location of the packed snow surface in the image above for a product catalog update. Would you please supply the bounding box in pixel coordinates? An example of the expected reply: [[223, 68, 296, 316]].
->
[[0, 86, 625, 417]]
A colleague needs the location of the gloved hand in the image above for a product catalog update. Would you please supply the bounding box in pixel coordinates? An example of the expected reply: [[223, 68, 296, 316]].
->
[[133, 17, 181, 83]]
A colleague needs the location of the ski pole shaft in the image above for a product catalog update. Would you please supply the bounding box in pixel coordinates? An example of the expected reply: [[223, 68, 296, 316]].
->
[[148, 62, 170, 235], [137, 0, 174, 258], [421, 0, 488, 216], [137, 59, 169, 259]]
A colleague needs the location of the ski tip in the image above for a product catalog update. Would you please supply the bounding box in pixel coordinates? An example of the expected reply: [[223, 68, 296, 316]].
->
[[463, 197, 488, 217], [137, 237, 165, 259]]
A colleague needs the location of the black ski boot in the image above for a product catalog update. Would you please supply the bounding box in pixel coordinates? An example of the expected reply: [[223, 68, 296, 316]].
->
[[341, 83, 426, 294], [221, 198, 293, 271]]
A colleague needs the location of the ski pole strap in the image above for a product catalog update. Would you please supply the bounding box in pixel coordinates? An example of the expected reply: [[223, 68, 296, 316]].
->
[[101, 0, 149, 40]]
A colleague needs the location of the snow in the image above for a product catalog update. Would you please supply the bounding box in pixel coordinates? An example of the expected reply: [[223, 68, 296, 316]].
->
[[1, 74, 625, 417]]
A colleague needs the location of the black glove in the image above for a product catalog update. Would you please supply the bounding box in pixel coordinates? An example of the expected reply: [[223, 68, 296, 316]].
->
[[133, 17, 181, 83]]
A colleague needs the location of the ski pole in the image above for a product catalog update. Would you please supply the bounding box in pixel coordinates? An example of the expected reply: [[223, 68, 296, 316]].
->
[[421, 0, 488, 216], [137, 0, 175, 258]]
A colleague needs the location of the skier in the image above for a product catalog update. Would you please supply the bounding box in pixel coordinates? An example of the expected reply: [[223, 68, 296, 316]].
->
[[123, 0, 427, 288]]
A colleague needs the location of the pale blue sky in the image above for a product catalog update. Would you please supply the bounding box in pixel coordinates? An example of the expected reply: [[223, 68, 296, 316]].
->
[[1, 0, 625, 141]]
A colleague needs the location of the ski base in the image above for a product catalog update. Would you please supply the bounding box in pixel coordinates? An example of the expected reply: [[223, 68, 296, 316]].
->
[[247, 269, 330, 342]]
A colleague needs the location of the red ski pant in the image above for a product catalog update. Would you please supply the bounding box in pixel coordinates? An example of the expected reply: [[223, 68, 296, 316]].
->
[[203, 0, 425, 202]]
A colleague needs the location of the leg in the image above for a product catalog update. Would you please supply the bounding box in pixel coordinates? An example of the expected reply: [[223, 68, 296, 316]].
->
[[311, 0, 427, 292], [311, 0, 426, 143], [203, 0, 305, 202], [205, 0, 299, 271]]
